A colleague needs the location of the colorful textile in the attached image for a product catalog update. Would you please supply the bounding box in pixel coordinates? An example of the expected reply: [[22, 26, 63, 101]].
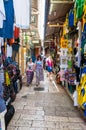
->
[[26, 70, 34, 85], [68, 9, 74, 27], [36, 61, 44, 84], [75, 0, 84, 19], [0, 78, 6, 113], [14, 26, 20, 39], [77, 74, 86, 108], [5, 71, 10, 86], [47, 66, 53, 72], [0, 98, 6, 113], [0, 0, 6, 28], [0, 0, 14, 38], [81, 39, 86, 54], [58, 70, 65, 81], [0, 68, 4, 86]]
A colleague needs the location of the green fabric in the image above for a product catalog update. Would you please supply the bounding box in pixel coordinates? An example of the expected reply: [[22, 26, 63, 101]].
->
[[81, 39, 86, 54], [76, 0, 84, 19], [68, 60, 72, 68]]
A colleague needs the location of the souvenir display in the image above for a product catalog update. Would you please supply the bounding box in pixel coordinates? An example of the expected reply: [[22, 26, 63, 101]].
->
[[60, 56, 68, 69]]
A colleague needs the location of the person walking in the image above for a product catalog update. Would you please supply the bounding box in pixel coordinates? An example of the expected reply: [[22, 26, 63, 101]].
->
[[46, 55, 53, 81], [26, 58, 35, 86], [35, 55, 44, 86]]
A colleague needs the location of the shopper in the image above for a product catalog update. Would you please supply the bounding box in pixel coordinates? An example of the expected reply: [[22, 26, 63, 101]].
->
[[26, 58, 34, 86], [46, 55, 53, 81], [35, 55, 44, 86]]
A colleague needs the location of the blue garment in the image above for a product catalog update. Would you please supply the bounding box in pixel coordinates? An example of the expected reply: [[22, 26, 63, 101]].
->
[[82, 66, 86, 74], [84, 23, 86, 32], [0, 82, 6, 113], [0, 0, 14, 38], [36, 61, 42, 66], [0, 82, 3, 98], [47, 66, 53, 72], [68, 9, 74, 27], [0, 98, 6, 113]]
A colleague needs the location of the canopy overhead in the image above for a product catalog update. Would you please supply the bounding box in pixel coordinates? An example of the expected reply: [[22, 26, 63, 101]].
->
[[45, 0, 74, 40]]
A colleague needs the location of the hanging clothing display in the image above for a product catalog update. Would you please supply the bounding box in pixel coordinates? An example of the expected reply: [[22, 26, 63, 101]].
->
[[0, 66, 6, 113], [14, 26, 20, 39], [75, 0, 84, 19], [13, 0, 31, 29], [0, 0, 6, 28], [68, 9, 74, 27], [7, 44, 12, 57], [0, 0, 14, 38], [77, 74, 86, 109]]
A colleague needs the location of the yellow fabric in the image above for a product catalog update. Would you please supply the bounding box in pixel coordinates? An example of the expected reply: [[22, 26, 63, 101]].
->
[[82, 4, 86, 31], [77, 74, 86, 109], [68, 47, 73, 53], [74, 7, 77, 26], [5, 71, 10, 86], [60, 37, 68, 48], [63, 14, 68, 36]]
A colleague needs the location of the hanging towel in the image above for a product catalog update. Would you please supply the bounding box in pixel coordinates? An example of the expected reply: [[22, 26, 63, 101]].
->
[[0, 0, 14, 38], [0, 0, 6, 28], [13, 0, 31, 29]]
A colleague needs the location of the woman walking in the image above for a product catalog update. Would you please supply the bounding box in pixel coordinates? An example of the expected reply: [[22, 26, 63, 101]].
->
[[35, 55, 44, 86], [26, 58, 34, 86], [46, 55, 53, 81]]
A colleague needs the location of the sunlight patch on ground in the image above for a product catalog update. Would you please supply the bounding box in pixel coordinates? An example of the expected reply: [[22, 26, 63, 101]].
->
[[51, 77, 60, 93]]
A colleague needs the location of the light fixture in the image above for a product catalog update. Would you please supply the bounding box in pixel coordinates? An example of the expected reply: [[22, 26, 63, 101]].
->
[[47, 21, 50, 25]]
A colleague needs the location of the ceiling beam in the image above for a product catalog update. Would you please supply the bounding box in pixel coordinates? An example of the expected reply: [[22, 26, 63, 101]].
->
[[48, 24, 63, 27], [51, 0, 74, 4]]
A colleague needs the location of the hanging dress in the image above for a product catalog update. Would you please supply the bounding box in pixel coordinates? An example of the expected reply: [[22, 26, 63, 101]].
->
[[35, 61, 44, 85], [26, 62, 34, 85]]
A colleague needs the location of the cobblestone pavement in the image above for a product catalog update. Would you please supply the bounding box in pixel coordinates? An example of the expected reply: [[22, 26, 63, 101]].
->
[[7, 71, 86, 130]]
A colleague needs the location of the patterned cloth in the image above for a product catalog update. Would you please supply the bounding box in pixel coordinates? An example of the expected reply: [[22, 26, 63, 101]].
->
[[36, 61, 44, 84], [26, 70, 34, 85]]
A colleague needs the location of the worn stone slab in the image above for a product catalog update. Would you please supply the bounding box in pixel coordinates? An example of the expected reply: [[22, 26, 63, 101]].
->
[[45, 116, 69, 122], [68, 117, 84, 123], [44, 107, 56, 116], [7, 126, 18, 130], [35, 110, 45, 115], [59, 122, 83, 130], [18, 127, 47, 130], [32, 121, 56, 128], [20, 114, 44, 121], [24, 106, 43, 111], [8, 119, 17, 126], [9, 120, 32, 127], [12, 113, 21, 120]]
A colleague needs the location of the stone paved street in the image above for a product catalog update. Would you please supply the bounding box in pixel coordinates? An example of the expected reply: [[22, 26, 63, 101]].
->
[[7, 71, 86, 130]]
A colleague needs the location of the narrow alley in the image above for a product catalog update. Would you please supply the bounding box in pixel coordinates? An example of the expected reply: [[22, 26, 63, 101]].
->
[[7, 71, 86, 130]]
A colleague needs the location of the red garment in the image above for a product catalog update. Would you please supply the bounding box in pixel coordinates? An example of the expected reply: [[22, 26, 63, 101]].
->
[[14, 26, 20, 38], [47, 60, 53, 67], [8, 38, 14, 45]]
